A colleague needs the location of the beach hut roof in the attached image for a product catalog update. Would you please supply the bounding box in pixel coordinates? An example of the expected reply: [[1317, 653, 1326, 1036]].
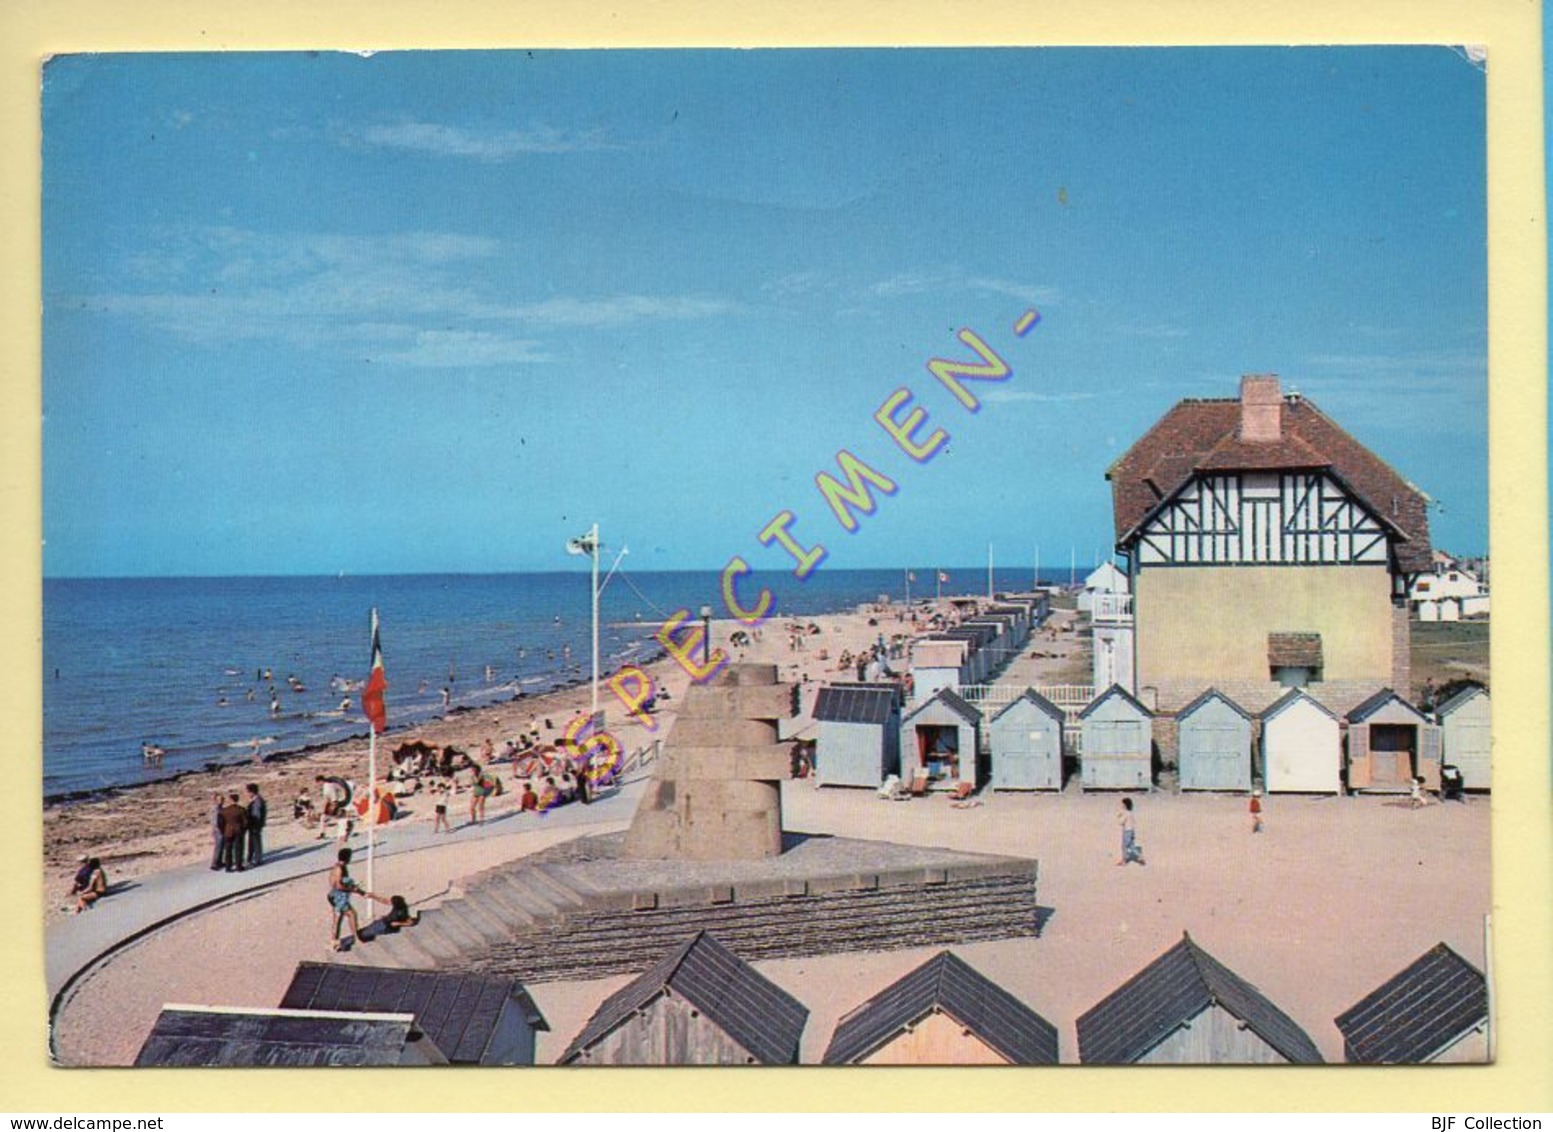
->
[[1076, 933, 1324, 1065], [1334, 943, 1487, 1064], [134, 1005, 437, 1068], [1346, 687, 1430, 725], [560, 931, 808, 1065], [1434, 683, 1488, 717], [1078, 683, 1153, 721], [1105, 386, 1432, 573], [1259, 686, 1339, 723], [1267, 632, 1324, 670], [991, 687, 1066, 725], [812, 683, 899, 726], [1176, 688, 1252, 723], [822, 950, 1057, 1066], [279, 962, 546, 1065], [902, 687, 983, 726]]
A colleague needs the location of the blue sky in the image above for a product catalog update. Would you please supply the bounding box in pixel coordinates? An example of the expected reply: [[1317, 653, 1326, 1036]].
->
[[42, 47, 1488, 578]]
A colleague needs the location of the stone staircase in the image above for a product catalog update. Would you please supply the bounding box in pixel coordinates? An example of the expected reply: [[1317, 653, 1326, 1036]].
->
[[343, 853, 1041, 982]]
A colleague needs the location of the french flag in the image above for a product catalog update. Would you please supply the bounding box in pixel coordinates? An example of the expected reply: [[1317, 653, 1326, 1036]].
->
[[362, 609, 387, 734]]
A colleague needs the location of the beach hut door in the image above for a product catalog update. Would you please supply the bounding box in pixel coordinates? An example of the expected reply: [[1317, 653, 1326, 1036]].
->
[[1196, 723, 1242, 788], [1370, 724, 1415, 787]]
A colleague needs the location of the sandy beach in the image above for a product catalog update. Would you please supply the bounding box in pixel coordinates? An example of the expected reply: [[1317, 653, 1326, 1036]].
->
[[46, 599, 1490, 1067]]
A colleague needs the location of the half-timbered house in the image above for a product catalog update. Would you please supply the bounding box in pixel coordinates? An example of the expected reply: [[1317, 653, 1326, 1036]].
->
[[1107, 375, 1431, 710]]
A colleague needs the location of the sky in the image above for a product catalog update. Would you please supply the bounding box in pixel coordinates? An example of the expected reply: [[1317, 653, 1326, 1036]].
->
[[42, 47, 1488, 578]]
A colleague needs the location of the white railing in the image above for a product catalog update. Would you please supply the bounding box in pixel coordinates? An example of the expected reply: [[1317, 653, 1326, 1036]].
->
[[1091, 593, 1134, 622], [955, 683, 1097, 710]]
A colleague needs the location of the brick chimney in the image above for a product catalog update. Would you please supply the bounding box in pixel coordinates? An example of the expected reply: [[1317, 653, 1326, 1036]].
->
[[1239, 374, 1282, 443]]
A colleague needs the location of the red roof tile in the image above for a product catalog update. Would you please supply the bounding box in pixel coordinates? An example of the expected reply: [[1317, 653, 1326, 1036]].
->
[[1107, 393, 1432, 572]]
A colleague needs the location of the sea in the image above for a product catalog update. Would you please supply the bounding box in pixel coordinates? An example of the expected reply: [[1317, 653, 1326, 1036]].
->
[[42, 567, 1057, 801]]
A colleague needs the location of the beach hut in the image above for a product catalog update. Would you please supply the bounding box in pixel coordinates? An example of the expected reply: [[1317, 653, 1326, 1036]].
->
[[1259, 688, 1342, 794], [989, 689, 1066, 791], [559, 932, 808, 1066], [1076, 933, 1324, 1065], [811, 683, 901, 788], [1077, 685, 1153, 791], [1334, 943, 1489, 1064], [134, 1005, 448, 1067], [822, 951, 1058, 1065], [1436, 684, 1491, 791], [1176, 689, 1254, 792], [1345, 688, 1441, 793], [278, 963, 548, 1066], [899, 688, 982, 790], [910, 638, 970, 700]]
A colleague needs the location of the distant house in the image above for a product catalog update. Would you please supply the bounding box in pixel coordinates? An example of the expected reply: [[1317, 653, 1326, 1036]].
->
[[1176, 689, 1254, 792], [1436, 684, 1491, 791], [1077, 684, 1153, 791], [560, 932, 808, 1066], [1412, 560, 1489, 622], [1078, 561, 1130, 613], [822, 950, 1058, 1065], [988, 688, 1066, 791], [1334, 943, 1489, 1064], [1077, 933, 1324, 1065], [899, 687, 982, 790], [134, 1005, 447, 1067], [910, 638, 972, 699], [1106, 375, 1432, 710], [812, 683, 901, 788], [1260, 688, 1342, 794], [1345, 688, 1441, 793], [278, 962, 548, 1066]]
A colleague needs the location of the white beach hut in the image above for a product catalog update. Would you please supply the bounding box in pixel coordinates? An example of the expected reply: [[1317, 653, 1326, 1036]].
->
[[1435, 684, 1490, 791], [1259, 689, 1342, 794]]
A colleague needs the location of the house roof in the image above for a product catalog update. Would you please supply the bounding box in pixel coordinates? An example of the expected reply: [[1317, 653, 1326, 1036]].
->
[[1268, 632, 1323, 670], [1260, 687, 1339, 723], [1346, 687, 1430, 725], [813, 683, 899, 726], [1078, 683, 1153, 721], [1434, 683, 1489, 717], [1076, 933, 1324, 1064], [902, 687, 983, 726], [991, 688, 1066, 725], [822, 950, 1058, 1065], [134, 1005, 431, 1068], [1334, 943, 1488, 1064], [279, 962, 546, 1065], [560, 931, 808, 1065], [1176, 688, 1252, 723], [1106, 392, 1432, 573]]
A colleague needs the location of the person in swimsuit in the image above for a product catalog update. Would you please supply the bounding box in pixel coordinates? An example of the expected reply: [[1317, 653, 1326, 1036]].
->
[[72, 857, 107, 913], [326, 847, 387, 951]]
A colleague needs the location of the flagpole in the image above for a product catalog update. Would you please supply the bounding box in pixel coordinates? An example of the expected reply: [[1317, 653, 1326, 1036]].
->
[[590, 522, 600, 720], [987, 542, 994, 600], [366, 608, 378, 898], [1034, 543, 1041, 592], [904, 568, 911, 608]]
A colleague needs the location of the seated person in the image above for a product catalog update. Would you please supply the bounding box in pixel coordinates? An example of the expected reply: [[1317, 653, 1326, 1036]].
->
[[519, 783, 539, 812], [72, 856, 107, 913], [384, 895, 419, 931]]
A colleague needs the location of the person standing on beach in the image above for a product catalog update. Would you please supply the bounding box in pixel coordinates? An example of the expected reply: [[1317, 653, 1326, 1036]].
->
[[432, 782, 452, 833], [209, 793, 225, 870], [1116, 797, 1145, 866], [1249, 790, 1264, 834], [218, 792, 249, 872], [244, 783, 268, 867]]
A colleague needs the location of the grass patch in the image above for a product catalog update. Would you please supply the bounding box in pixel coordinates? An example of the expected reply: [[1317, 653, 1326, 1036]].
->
[[1410, 618, 1490, 699]]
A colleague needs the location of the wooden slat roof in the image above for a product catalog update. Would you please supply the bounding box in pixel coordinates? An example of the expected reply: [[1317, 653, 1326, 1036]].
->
[[822, 950, 1057, 1065], [1335, 943, 1487, 1063], [560, 931, 808, 1065], [991, 687, 1066, 725], [1078, 683, 1153, 721], [1176, 687, 1252, 723], [1346, 687, 1430, 725], [901, 687, 983, 726], [1433, 683, 1488, 718], [1076, 933, 1323, 1064], [1106, 393, 1431, 573], [134, 1006, 422, 1068], [1267, 632, 1323, 670], [279, 962, 546, 1065]]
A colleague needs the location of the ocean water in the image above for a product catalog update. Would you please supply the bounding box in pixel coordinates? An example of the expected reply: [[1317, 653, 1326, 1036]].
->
[[42, 567, 1048, 800]]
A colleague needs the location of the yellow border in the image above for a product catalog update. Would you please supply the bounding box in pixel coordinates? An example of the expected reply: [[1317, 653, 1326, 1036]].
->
[[2, 0, 1546, 1114]]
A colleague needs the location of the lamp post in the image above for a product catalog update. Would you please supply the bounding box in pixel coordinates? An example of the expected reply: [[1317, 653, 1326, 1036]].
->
[[700, 604, 713, 666]]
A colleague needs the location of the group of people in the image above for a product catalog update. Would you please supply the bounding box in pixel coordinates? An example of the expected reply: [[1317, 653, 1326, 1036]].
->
[[209, 783, 268, 872], [325, 846, 416, 951]]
